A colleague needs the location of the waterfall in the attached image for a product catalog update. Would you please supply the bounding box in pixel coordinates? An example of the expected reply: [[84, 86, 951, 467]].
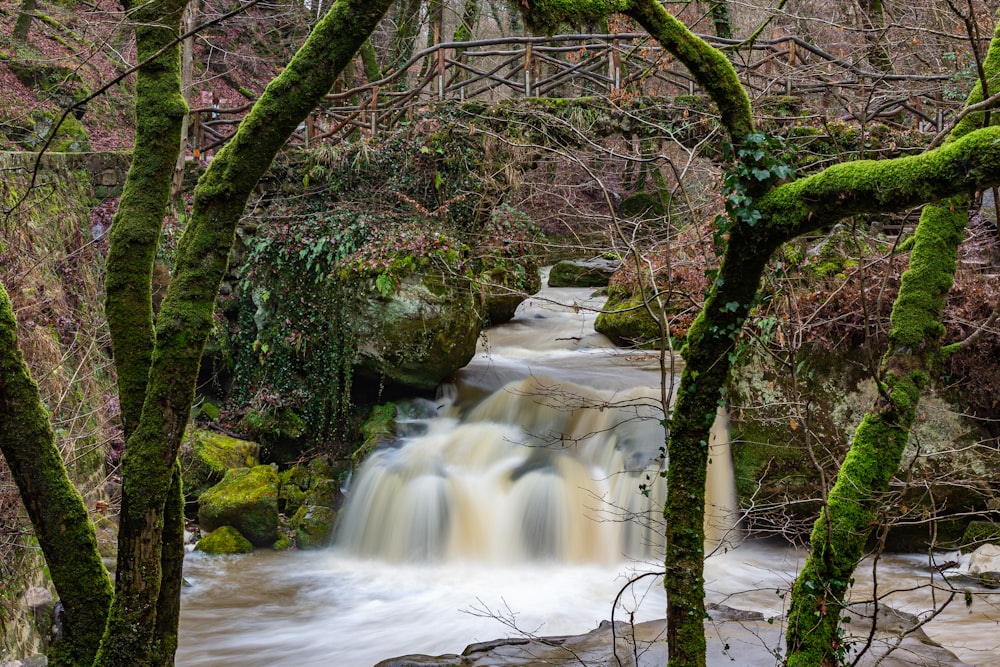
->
[[334, 313, 740, 564]]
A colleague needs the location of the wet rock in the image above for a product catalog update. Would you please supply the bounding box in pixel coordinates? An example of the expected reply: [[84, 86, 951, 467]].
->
[[477, 263, 541, 325], [198, 465, 280, 546], [548, 258, 619, 288], [290, 505, 336, 549], [0, 658, 48, 667], [23, 587, 53, 646], [195, 525, 254, 555], [375, 609, 974, 666], [966, 543, 1000, 587]]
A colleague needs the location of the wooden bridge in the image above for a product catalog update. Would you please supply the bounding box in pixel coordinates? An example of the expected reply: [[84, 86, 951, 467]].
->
[[190, 31, 958, 154]]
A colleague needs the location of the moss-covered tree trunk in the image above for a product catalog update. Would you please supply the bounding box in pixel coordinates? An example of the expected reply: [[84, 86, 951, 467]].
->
[[0, 289, 114, 667], [390, 0, 423, 89], [12, 0, 35, 42], [2, 0, 393, 665], [784, 19, 1000, 666], [514, 4, 1000, 666], [96, 0, 190, 663], [706, 0, 732, 40], [95, 0, 394, 662]]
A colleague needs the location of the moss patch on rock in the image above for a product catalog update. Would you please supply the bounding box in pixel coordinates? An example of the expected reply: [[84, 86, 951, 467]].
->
[[195, 525, 255, 555], [291, 505, 336, 549], [180, 427, 259, 502], [198, 465, 281, 546], [548, 258, 619, 288]]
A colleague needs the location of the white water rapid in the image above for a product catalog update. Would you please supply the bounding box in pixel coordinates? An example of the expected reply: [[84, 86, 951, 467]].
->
[[177, 274, 1000, 667]]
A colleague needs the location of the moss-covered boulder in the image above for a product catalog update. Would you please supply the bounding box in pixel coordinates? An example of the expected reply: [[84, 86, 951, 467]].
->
[[198, 465, 281, 547], [594, 291, 662, 347], [195, 525, 255, 555], [352, 272, 481, 390], [278, 455, 346, 517], [477, 262, 541, 325], [548, 258, 620, 288], [729, 343, 1000, 549], [180, 428, 259, 501], [290, 505, 336, 549]]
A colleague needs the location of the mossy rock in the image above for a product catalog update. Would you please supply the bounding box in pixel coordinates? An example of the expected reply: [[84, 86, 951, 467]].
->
[[548, 258, 620, 288], [291, 505, 336, 550], [279, 455, 346, 516], [355, 403, 398, 467], [30, 111, 91, 152], [477, 262, 541, 325], [180, 427, 259, 501], [195, 526, 254, 555], [594, 292, 662, 348], [961, 521, 1000, 552], [352, 272, 481, 390], [198, 465, 280, 547], [279, 466, 311, 516], [7, 60, 90, 107], [619, 192, 665, 219]]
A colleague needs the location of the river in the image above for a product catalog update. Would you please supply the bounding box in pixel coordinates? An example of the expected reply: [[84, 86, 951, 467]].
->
[[176, 274, 1000, 666]]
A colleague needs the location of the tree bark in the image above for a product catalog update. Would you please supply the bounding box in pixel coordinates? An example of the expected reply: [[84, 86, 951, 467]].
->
[[784, 17, 1000, 665], [12, 0, 35, 42], [0, 287, 113, 667], [390, 0, 422, 90], [96, 0, 394, 662]]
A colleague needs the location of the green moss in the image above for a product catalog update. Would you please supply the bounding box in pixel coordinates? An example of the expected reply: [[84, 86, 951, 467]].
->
[[197, 465, 281, 546], [515, 0, 630, 35], [961, 521, 1000, 551], [180, 427, 259, 501], [291, 505, 336, 549], [195, 526, 254, 555], [595, 293, 662, 347]]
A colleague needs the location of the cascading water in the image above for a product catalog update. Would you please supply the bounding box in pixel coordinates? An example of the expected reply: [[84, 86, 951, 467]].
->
[[176, 273, 1000, 667], [333, 273, 739, 565]]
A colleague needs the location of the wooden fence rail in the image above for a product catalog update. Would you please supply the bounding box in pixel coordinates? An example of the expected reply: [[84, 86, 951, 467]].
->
[[190, 32, 959, 155]]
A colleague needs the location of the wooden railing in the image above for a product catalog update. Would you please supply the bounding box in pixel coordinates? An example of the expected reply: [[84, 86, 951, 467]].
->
[[189, 32, 959, 154]]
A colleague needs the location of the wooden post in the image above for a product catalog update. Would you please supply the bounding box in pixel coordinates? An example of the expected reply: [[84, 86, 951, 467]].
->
[[438, 42, 446, 100], [305, 113, 315, 147], [610, 38, 622, 94], [371, 86, 379, 136], [524, 42, 533, 97]]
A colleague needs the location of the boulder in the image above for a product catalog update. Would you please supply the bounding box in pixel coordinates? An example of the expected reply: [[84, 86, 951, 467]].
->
[[352, 273, 481, 390], [279, 455, 345, 517], [477, 263, 541, 325], [180, 428, 259, 501], [548, 258, 619, 288], [198, 465, 280, 546], [290, 505, 336, 550], [967, 543, 1000, 587], [195, 525, 254, 555]]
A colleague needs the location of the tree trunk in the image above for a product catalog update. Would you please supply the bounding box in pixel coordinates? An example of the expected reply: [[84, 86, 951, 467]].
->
[[390, 0, 422, 90], [98, 1, 190, 659], [706, 0, 732, 40], [0, 287, 113, 667], [360, 39, 381, 82], [12, 0, 35, 42], [97, 0, 395, 660], [859, 0, 892, 74], [784, 17, 1000, 665]]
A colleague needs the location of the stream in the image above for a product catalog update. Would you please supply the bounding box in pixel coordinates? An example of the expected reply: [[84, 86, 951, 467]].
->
[[177, 275, 1000, 666]]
